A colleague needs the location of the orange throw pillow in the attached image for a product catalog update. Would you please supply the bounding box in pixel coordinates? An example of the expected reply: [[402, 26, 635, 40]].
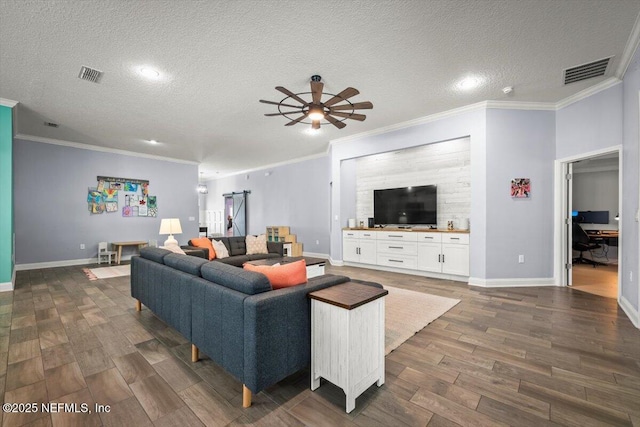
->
[[243, 259, 307, 289], [191, 237, 216, 260]]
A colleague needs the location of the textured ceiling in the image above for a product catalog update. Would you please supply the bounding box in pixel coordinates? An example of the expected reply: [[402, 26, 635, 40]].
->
[[1, 0, 639, 178]]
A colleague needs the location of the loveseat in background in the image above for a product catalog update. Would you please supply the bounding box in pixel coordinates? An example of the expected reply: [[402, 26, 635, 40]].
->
[[181, 235, 284, 265]]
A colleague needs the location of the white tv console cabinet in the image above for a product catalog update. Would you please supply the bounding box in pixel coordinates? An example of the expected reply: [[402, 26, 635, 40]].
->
[[342, 228, 469, 282]]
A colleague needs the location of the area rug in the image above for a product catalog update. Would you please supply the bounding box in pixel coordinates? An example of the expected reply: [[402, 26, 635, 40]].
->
[[83, 265, 130, 281], [384, 285, 460, 355]]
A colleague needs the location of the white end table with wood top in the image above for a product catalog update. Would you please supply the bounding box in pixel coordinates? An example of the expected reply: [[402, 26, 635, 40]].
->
[[308, 282, 388, 413]]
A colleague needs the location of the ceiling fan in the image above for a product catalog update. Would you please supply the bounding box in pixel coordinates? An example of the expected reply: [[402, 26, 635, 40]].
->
[[259, 75, 373, 130]]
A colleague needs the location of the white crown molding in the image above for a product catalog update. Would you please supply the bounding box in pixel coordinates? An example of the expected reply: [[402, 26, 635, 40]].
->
[[484, 100, 556, 110], [468, 277, 557, 288], [210, 150, 328, 180], [616, 11, 640, 79], [0, 98, 18, 108], [15, 134, 199, 165], [330, 101, 488, 146], [555, 77, 622, 110], [619, 295, 639, 329], [330, 78, 623, 148]]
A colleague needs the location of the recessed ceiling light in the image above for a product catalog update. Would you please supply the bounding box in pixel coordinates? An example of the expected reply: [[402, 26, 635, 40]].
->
[[148, 139, 158, 144], [457, 76, 482, 90], [139, 67, 160, 79]]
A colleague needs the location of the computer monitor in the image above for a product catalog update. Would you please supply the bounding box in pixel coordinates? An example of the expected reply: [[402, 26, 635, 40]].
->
[[576, 211, 609, 224]]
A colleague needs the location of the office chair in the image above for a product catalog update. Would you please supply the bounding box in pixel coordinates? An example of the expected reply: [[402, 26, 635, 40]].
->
[[572, 223, 601, 268]]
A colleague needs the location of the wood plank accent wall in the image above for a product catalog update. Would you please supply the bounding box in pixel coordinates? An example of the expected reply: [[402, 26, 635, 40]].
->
[[355, 137, 471, 229]]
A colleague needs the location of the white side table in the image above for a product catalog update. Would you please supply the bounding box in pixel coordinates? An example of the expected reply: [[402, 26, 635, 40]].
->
[[309, 282, 388, 413]]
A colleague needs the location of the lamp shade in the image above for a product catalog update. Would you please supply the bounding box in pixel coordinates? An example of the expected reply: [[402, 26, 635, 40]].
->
[[159, 218, 182, 235]]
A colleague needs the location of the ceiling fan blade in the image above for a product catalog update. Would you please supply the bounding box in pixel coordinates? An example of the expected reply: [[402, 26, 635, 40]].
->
[[323, 87, 360, 107], [260, 99, 305, 109], [311, 81, 324, 104], [276, 86, 308, 106], [329, 111, 366, 121], [312, 120, 321, 130], [284, 112, 309, 126], [331, 101, 373, 110], [324, 114, 347, 129], [264, 110, 304, 117]]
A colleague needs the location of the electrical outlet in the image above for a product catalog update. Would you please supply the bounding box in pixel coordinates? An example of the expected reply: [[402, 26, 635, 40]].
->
[[188, 216, 195, 221], [631, 271, 633, 282], [518, 255, 524, 263], [316, 240, 320, 245], [80, 244, 85, 250]]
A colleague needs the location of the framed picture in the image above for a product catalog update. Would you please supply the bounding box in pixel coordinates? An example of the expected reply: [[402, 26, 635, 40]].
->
[[511, 178, 530, 198]]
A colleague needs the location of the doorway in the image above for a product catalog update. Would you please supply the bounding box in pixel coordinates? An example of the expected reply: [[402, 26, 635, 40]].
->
[[223, 191, 249, 236], [557, 148, 621, 299]]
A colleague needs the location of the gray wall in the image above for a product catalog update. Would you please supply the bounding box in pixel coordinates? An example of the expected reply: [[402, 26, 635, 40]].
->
[[485, 109, 556, 279], [556, 84, 624, 159], [13, 139, 199, 265], [206, 155, 332, 256], [573, 169, 619, 231]]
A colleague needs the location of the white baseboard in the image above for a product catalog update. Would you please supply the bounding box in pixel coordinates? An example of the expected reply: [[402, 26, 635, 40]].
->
[[302, 251, 329, 259], [468, 277, 557, 288], [619, 295, 639, 329], [15, 255, 134, 271], [328, 257, 344, 266], [0, 268, 15, 292]]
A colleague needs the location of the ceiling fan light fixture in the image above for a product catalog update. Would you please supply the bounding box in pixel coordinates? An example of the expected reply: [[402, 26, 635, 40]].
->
[[308, 106, 324, 121]]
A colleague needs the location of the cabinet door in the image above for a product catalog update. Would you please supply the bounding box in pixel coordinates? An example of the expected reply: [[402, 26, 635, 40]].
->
[[417, 243, 442, 273], [359, 239, 377, 264], [441, 244, 469, 276], [343, 239, 360, 263]]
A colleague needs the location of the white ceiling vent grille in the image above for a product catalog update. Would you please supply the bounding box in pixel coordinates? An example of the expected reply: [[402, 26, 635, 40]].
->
[[563, 57, 611, 85], [78, 66, 103, 83]]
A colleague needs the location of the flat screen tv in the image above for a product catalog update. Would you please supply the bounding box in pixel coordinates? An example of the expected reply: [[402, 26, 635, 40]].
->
[[374, 185, 437, 226]]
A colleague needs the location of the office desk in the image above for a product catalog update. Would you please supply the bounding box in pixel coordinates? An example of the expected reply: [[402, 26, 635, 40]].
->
[[111, 241, 148, 264]]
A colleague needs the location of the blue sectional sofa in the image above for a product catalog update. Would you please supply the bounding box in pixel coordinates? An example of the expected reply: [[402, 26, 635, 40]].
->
[[130, 247, 381, 407]]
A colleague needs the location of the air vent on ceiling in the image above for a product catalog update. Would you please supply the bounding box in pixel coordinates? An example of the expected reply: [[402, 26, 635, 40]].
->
[[44, 122, 59, 128], [563, 57, 611, 85], [78, 65, 103, 83]]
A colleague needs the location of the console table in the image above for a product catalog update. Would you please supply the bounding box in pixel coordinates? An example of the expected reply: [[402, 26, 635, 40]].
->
[[111, 241, 148, 264], [308, 282, 388, 413]]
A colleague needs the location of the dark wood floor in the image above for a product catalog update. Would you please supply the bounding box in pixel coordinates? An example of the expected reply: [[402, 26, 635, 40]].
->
[[1, 263, 639, 426]]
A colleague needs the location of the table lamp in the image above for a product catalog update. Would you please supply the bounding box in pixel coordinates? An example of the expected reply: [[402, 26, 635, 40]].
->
[[159, 218, 182, 246]]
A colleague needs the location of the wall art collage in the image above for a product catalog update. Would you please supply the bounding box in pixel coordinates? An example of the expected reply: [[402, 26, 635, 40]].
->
[[87, 176, 157, 217]]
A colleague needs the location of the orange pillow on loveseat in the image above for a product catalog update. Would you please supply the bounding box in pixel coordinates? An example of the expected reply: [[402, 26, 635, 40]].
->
[[243, 259, 307, 289], [190, 237, 216, 260]]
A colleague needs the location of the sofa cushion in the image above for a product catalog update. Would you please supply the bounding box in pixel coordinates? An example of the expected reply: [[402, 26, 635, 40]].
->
[[164, 253, 208, 276], [214, 255, 252, 267], [201, 261, 271, 295], [227, 236, 247, 256], [191, 237, 216, 260], [243, 259, 307, 289], [140, 247, 171, 264], [211, 239, 229, 258], [246, 234, 268, 255], [161, 242, 186, 255]]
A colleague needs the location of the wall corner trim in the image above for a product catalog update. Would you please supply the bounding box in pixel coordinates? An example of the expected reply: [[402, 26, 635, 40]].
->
[[0, 98, 18, 108], [619, 295, 640, 329], [328, 257, 344, 267], [468, 277, 557, 288]]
